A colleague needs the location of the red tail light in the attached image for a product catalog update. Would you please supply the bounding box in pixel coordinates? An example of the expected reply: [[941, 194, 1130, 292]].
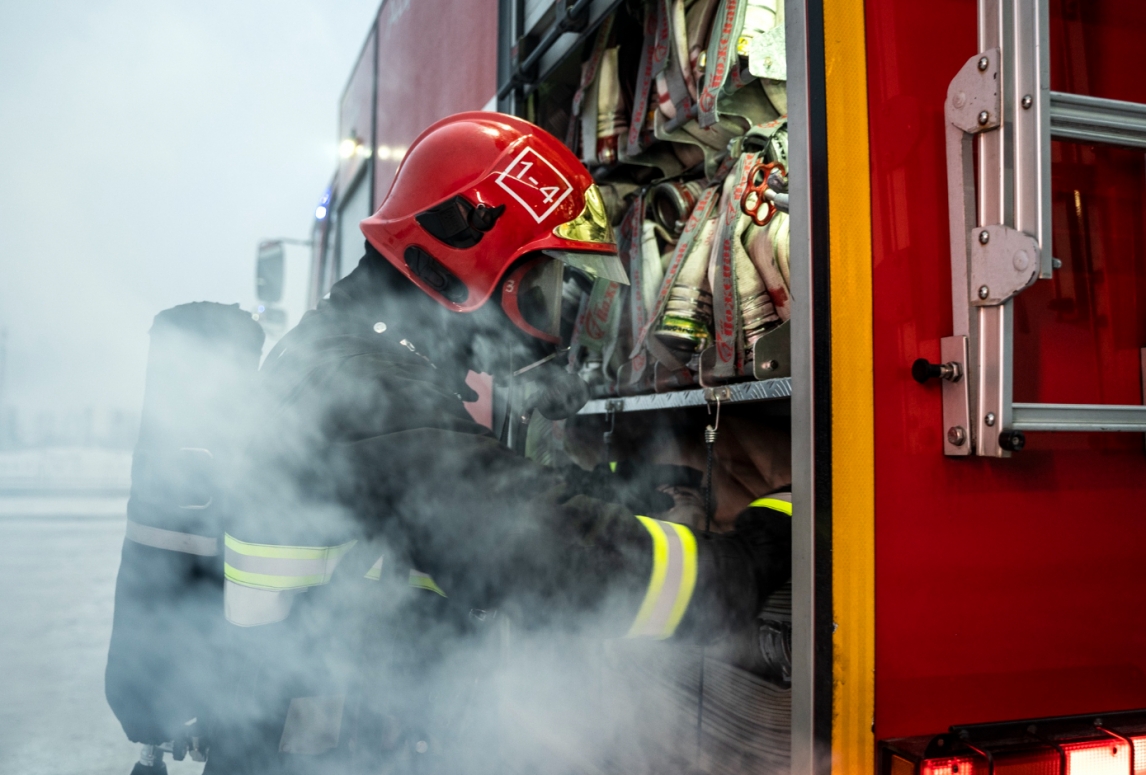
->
[[921, 757, 977, 775], [880, 710, 1146, 775], [1063, 740, 1130, 775]]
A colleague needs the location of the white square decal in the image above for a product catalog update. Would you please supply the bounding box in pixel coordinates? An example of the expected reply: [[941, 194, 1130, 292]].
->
[[494, 147, 574, 224]]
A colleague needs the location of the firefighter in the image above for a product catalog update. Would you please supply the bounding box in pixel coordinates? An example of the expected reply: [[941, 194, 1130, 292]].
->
[[206, 112, 790, 774]]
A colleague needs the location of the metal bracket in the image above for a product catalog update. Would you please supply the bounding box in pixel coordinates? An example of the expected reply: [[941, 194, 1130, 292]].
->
[[753, 321, 793, 379], [941, 336, 972, 455], [968, 224, 1041, 305], [704, 386, 733, 403], [946, 49, 1001, 134]]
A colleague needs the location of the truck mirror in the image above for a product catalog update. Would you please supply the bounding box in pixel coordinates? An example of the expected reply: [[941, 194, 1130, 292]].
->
[[256, 242, 285, 302]]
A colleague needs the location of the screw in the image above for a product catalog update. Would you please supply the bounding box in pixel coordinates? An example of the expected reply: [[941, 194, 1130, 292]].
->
[[978, 285, 990, 299], [979, 230, 990, 244], [373, 321, 387, 333], [985, 412, 996, 427], [415, 741, 429, 754], [978, 56, 989, 71], [978, 110, 990, 125], [1052, 257, 1063, 269], [948, 426, 967, 446], [1021, 94, 1033, 109]]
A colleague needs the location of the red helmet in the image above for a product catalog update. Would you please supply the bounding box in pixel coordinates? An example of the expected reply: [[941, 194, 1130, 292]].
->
[[360, 112, 626, 343]]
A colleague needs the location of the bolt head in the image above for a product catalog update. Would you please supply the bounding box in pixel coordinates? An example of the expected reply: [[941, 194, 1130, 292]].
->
[[985, 412, 996, 427], [1013, 249, 1030, 271], [948, 426, 967, 446], [979, 229, 990, 244], [977, 56, 989, 71], [953, 91, 967, 109], [978, 110, 990, 125], [373, 321, 387, 333], [415, 741, 428, 754], [978, 285, 990, 299], [1021, 94, 1033, 109]]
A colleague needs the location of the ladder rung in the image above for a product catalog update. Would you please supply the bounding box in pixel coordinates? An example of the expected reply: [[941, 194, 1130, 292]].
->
[[1012, 402, 1146, 432], [1050, 91, 1146, 150]]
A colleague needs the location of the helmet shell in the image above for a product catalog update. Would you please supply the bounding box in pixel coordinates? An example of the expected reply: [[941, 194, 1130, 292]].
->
[[360, 112, 616, 313]]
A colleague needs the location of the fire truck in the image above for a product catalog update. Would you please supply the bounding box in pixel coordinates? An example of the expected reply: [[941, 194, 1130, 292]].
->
[[254, 0, 1146, 772]]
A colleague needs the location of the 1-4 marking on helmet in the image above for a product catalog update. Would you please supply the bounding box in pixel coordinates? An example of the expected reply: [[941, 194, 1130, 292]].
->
[[495, 147, 573, 224]]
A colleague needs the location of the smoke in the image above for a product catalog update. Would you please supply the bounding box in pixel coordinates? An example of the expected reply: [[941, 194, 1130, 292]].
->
[[0, 0, 377, 426], [0, 4, 793, 770], [95, 254, 792, 775]]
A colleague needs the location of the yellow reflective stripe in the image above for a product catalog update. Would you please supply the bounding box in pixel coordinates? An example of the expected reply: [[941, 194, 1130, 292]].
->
[[626, 516, 669, 637], [663, 522, 697, 636], [626, 516, 697, 639], [224, 533, 354, 560], [223, 534, 356, 591], [223, 566, 327, 591], [364, 555, 384, 581], [408, 570, 447, 597], [749, 497, 793, 516]]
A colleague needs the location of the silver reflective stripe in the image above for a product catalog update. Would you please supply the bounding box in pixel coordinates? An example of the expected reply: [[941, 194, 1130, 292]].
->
[[626, 516, 698, 639], [223, 535, 356, 591], [279, 695, 344, 755], [646, 524, 685, 631], [125, 520, 218, 556], [223, 550, 335, 579], [224, 580, 300, 627]]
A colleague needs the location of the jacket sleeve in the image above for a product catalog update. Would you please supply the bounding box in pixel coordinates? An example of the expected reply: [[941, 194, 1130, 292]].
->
[[334, 425, 656, 628], [255, 342, 659, 631]]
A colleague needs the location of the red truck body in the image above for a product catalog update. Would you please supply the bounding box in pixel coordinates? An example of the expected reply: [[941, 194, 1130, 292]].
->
[[292, 0, 1146, 771], [868, 0, 1146, 739]]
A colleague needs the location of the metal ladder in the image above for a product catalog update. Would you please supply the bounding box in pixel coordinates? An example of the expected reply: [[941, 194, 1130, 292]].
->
[[926, 0, 1146, 457]]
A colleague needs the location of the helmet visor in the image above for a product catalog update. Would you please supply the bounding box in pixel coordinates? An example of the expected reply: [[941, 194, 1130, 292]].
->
[[502, 252, 629, 343]]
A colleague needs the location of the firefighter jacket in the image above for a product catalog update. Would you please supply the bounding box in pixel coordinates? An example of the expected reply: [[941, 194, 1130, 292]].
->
[[207, 253, 715, 772]]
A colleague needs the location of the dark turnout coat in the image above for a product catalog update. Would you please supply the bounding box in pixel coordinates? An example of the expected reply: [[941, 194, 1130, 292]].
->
[[206, 254, 663, 774]]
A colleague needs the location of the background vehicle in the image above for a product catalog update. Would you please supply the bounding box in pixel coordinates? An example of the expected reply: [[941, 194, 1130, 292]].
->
[[258, 0, 1146, 772]]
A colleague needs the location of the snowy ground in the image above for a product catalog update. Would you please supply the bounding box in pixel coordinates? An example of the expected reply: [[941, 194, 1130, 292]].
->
[[0, 495, 204, 775]]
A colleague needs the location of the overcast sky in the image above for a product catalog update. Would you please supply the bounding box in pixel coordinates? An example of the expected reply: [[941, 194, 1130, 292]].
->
[[0, 0, 379, 422]]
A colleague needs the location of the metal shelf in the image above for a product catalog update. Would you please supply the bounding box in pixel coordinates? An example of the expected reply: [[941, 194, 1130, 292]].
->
[[578, 378, 792, 415]]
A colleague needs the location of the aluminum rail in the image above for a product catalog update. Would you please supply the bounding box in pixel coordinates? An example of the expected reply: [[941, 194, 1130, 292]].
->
[[497, 0, 595, 99], [1049, 91, 1146, 149], [578, 378, 792, 415], [1011, 402, 1146, 432]]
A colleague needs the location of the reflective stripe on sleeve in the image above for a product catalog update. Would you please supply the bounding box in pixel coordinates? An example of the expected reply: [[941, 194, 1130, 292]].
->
[[408, 570, 447, 597], [626, 516, 698, 639], [125, 519, 219, 556], [364, 555, 384, 581], [223, 534, 356, 591], [224, 580, 299, 627], [749, 494, 792, 515]]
